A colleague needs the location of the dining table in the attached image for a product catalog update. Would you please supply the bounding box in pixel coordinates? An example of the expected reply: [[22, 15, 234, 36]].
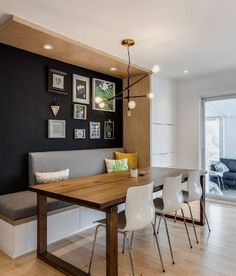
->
[[29, 167, 206, 276]]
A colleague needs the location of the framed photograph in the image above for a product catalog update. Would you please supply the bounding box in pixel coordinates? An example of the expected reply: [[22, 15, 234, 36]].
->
[[92, 78, 116, 112], [48, 120, 66, 138], [73, 104, 87, 120], [74, 129, 86, 139], [73, 74, 90, 104], [90, 122, 101, 139], [48, 68, 69, 95], [104, 121, 114, 139]]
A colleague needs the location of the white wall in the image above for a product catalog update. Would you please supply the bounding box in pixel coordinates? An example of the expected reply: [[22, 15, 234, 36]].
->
[[224, 116, 236, 159], [151, 74, 176, 167], [176, 69, 236, 169]]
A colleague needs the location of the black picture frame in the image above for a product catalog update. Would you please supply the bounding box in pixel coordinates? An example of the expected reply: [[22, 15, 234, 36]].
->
[[104, 121, 114, 139], [48, 68, 69, 95]]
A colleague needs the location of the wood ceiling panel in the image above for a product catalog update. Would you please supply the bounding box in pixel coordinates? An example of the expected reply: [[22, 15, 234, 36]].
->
[[0, 15, 148, 78]]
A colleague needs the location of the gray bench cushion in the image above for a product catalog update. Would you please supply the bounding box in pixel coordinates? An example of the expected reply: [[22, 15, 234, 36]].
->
[[29, 148, 124, 186], [0, 191, 71, 221]]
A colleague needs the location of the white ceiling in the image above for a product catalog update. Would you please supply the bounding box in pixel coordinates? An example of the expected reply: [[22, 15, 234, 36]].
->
[[206, 98, 236, 117], [1, 0, 236, 79]]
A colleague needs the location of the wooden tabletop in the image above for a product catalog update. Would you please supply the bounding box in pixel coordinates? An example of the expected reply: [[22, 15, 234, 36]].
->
[[29, 167, 205, 210]]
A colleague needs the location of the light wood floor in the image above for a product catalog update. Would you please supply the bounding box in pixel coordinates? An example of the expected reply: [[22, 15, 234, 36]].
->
[[1, 201, 236, 276]]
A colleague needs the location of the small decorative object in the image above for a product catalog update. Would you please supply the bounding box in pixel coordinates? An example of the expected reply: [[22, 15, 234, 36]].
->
[[130, 169, 138, 178], [73, 74, 90, 104], [48, 68, 69, 95], [90, 122, 101, 139], [48, 120, 66, 138], [92, 78, 116, 112], [104, 120, 114, 139], [139, 170, 146, 176], [73, 104, 87, 120], [74, 129, 86, 139], [50, 98, 60, 117]]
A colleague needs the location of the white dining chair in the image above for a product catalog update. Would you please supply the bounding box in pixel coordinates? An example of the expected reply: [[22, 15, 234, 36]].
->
[[88, 182, 165, 275], [176, 170, 211, 244], [154, 175, 193, 264]]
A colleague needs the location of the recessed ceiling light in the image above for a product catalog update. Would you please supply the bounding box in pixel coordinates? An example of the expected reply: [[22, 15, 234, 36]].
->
[[43, 44, 54, 50], [110, 67, 117, 71], [184, 70, 188, 74]]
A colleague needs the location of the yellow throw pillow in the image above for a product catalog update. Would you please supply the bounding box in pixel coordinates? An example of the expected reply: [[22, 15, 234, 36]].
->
[[115, 152, 138, 169]]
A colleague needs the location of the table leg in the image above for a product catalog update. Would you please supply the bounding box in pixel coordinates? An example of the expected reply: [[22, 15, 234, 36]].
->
[[37, 194, 47, 255], [200, 175, 205, 226], [106, 206, 118, 276]]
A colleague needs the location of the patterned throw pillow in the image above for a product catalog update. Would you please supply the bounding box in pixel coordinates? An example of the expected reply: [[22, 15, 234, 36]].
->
[[35, 169, 70, 184], [114, 151, 138, 169], [213, 162, 229, 173], [105, 158, 129, 173]]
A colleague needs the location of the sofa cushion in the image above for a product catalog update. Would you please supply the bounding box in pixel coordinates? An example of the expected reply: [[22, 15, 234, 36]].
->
[[223, 172, 236, 181], [220, 158, 236, 173], [0, 191, 71, 221], [29, 148, 124, 186]]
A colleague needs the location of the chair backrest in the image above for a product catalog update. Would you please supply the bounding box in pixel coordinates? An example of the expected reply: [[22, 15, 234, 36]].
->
[[187, 170, 202, 202], [123, 182, 154, 232], [162, 175, 183, 214]]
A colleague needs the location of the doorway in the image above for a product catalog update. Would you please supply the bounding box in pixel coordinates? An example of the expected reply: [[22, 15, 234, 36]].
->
[[203, 96, 236, 201]]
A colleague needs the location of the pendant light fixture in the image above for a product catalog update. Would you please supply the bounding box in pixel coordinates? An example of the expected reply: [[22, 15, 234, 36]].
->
[[95, 39, 160, 116]]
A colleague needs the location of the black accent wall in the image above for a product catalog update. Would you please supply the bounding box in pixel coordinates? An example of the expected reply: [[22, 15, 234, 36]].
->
[[0, 44, 123, 195]]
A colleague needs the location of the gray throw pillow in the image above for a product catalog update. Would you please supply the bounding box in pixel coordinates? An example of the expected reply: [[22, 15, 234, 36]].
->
[[213, 162, 229, 173]]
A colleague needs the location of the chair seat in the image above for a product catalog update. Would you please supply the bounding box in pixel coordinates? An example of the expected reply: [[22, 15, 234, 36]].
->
[[153, 197, 164, 214], [182, 190, 189, 202], [96, 210, 127, 230]]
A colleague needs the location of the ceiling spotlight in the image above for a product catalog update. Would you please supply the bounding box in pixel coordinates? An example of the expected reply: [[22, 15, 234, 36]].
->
[[152, 65, 160, 74], [184, 70, 188, 74], [43, 44, 54, 50], [110, 67, 117, 71]]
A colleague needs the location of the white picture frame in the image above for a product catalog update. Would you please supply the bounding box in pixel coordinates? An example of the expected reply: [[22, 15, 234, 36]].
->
[[74, 129, 86, 139], [92, 78, 116, 112], [90, 122, 101, 139], [48, 120, 66, 138], [73, 74, 90, 104], [73, 104, 87, 120]]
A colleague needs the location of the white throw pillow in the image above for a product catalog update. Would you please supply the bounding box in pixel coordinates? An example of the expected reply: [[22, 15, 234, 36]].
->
[[35, 169, 69, 184], [105, 158, 129, 173]]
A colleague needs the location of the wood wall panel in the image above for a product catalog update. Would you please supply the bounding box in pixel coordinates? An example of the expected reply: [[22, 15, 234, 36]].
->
[[123, 76, 151, 168]]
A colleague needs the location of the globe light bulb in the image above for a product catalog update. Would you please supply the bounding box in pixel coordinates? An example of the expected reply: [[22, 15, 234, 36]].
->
[[128, 100, 136, 110], [99, 101, 105, 108], [95, 97, 102, 104], [152, 65, 160, 74]]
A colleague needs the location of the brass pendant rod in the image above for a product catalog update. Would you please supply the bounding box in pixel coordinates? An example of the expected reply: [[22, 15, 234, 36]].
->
[[107, 71, 151, 102]]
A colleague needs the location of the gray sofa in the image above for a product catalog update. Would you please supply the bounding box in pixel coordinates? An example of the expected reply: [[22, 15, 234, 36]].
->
[[0, 148, 123, 222]]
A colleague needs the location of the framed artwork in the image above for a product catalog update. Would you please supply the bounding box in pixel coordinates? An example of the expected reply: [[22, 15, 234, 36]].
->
[[92, 78, 116, 112], [73, 104, 87, 120], [73, 74, 90, 104], [48, 120, 66, 138], [74, 129, 86, 139], [90, 122, 101, 139], [104, 121, 114, 140], [48, 68, 69, 95]]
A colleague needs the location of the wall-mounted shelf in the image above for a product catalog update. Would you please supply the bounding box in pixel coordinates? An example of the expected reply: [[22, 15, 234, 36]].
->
[[0, 15, 148, 79]]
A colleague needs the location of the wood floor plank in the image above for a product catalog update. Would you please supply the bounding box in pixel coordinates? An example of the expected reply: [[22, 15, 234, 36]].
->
[[1, 201, 236, 275]]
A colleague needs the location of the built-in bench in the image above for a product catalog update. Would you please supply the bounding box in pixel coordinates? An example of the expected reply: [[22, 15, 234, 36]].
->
[[0, 147, 123, 258]]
